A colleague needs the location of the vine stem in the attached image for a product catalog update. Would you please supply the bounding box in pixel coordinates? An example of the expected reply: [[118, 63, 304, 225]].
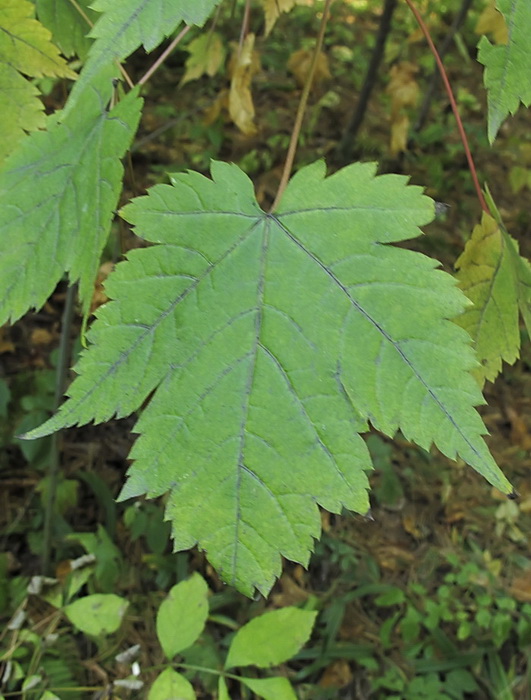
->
[[404, 0, 489, 214], [270, 0, 333, 212], [42, 283, 77, 575], [138, 25, 192, 86]]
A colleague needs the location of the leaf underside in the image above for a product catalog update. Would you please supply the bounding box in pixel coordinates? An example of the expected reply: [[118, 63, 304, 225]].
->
[[477, 0, 531, 142], [25, 160, 512, 596], [0, 71, 142, 325]]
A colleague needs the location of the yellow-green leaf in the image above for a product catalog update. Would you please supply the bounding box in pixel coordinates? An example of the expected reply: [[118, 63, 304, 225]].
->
[[455, 212, 530, 385], [181, 32, 225, 86], [0, 0, 76, 161]]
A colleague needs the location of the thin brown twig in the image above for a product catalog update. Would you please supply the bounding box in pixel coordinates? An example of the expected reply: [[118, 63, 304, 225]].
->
[[238, 0, 252, 56], [270, 0, 333, 212], [137, 25, 192, 86], [404, 0, 489, 214]]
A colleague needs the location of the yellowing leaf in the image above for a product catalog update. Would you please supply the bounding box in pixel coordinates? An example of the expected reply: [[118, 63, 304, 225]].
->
[[390, 113, 409, 155], [180, 32, 225, 86], [261, 0, 296, 36], [203, 88, 229, 125], [0, 0, 76, 162], [454, 212, 531, 385], [387, 61, 419, 117], [0, 0, 76, 78], [228, 33, 260, 135], [0, 68, 45, 162], [475, 2, 509, 45], [287, 49, 331, 89]]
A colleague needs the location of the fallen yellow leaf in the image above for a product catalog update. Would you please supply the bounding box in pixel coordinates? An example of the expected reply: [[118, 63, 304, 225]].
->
[[228, 34, 260, 135]]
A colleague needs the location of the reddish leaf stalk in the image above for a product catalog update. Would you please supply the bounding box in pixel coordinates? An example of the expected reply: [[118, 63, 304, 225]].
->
[[138, 25, 192, 86], [404, 0, 489, 214], [271, 0, 333, 212]]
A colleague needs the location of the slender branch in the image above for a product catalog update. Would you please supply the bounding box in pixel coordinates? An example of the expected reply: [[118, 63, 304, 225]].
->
[[137, 25, 192, 86], [238, 0, 252, 55], [270, 0, 333, 212], [66, 0, 92, 27], [414, 0, 473, 132], [41, 283, 77, 575], [336, 0, 398, 164], [404, 0, 489, 214]]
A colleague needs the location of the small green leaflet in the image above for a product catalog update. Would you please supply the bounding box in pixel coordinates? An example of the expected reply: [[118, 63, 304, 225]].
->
[[225, 607, 317, 669], [0, 72, 142, 325], [24, 161, 512, 595], [148, 668, 195, 700], [477, 0, 531, 142], [62, 0, 223, 119], [455, 212, 531, 385]]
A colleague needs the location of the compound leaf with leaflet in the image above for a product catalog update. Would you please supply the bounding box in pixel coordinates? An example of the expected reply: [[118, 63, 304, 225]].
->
[[62, 0, 222, 119], [24, 160, 512, 595], [0, 71, 142, 325], [477, 0, 531, 142]]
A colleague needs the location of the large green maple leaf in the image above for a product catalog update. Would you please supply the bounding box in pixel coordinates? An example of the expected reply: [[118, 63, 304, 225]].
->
[[0, 0, 76, 162], [25, 161, 512, 595], [62, 0, 222, 119], [0, 71, 142, 325], [477, 0, 531, 142]]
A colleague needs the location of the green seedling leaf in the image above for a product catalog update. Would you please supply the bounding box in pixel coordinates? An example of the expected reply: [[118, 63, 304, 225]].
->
[[218, 677, 231, 700], [63, 0, 223, 119], [0, 0, 76, 162], [477, 0, 531, 142], [455, 212, 531, 385], [157, 573, 209, 658], [36, 0, 98, 58], [239, 676, 297, 700], [225, 607, 316, 669], [148, 667, 196, 700], [64, 593, 128, 636], [24, 160, 512, 595], [40, 692, 61, 700], [0, 72, 142, 325], [65, 524, 121, 591]]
